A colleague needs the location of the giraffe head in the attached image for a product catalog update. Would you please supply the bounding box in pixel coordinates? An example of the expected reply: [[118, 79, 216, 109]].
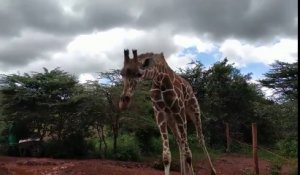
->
[[119, 49, 143, 110], [119, 49, 166, 110]]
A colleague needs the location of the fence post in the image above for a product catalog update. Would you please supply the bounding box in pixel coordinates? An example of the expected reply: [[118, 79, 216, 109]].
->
[[252, 123, 259, 175], [225, 122, 231, 152]]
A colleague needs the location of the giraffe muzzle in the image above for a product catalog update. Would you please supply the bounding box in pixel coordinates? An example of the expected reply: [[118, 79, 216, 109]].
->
[[119, 95, 131, 110]]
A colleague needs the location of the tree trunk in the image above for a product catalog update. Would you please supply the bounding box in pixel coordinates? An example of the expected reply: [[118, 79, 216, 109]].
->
[[112, 125, 118, 154], [100, 125, 107, 156], [112, 114, 119, 154], [99, 138, 102, 155], [96, 124, 103, 157]]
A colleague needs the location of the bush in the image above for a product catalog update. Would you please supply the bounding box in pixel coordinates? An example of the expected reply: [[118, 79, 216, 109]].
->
[[276, 138, 298, 158], [228, 140, 252, 156], [269, 159, 282, 175], [116, 134, 141, 161], [135, 127, 160, 154], [0, 144, 8, 155], [149, 137, 162, 155], [106, 134, 142, 161], [85, 138, 99, 158], [44, 133, 88, 158]]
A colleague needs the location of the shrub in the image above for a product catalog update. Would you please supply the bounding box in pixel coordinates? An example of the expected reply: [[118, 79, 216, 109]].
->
[[277, 138, 298, 158], [270, 160, 282, 175], [106, 134, 142, 161], [148, 137, 162, 155], [44, 133, 88, 158], [135, 127, 160, 154], [85, 138, 99, 158]]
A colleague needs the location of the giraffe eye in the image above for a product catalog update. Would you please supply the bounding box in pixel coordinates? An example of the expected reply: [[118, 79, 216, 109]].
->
[[142, 58, 153, 68], [142, 58, 151, 68]]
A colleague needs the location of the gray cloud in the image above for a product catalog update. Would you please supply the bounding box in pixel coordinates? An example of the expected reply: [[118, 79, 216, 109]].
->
[[78, 0, 136, 30], [0, 0, 297, 74], [0, 30, 69, 70], [135, 0, 297, 42], [2, 0, 296, 40]]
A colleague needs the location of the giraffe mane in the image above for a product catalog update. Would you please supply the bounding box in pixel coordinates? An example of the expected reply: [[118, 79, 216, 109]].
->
[[138, 52, 170, 68], [138, 52, 154, 59]]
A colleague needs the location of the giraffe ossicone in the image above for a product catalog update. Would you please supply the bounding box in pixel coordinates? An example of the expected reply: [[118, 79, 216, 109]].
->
[[119, 49, 217, 175]]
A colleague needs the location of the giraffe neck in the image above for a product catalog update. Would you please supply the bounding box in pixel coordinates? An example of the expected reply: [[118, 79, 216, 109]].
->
[[142, 64, 175, 85]]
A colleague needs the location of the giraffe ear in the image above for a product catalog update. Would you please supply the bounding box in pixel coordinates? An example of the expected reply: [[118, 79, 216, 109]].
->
[[142, 58, 153, 68]]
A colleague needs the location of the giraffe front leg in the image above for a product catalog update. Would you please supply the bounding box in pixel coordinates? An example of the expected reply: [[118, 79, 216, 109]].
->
[[154, 110, 171, 175], [163, 147, 171, 175], [161, 124, 171, 175]]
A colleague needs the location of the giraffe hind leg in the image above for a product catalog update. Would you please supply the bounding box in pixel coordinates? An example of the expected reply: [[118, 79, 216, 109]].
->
[[169, 116, 194, 175], [168, 120, 184, 175], [176, 122, 195, 175]]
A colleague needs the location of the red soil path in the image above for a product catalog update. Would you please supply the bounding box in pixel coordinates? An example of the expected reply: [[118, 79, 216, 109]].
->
[[0, 154, 295, 175]]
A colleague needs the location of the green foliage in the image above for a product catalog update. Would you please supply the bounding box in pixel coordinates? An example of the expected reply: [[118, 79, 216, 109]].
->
[[276, 138, 298, 158], [259, 60, 298, 102], [0, 58, 297, 162], [85, 138, 99, 157], [180, 59, 298, 150], [229, 140, 252, 156], [270, 159, 282, 175], [180, 59, 263, 147], [1, 68, 79, 140], [135, 127, 161, 154], [228, 138, 297, 175], [0, 68, 110, 157], [179, 61, 206, 99], [44, 133, 88, 158], [105, 134, 141, 161]]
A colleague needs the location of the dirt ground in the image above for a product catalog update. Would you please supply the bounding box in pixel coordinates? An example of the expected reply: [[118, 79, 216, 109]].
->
[[0, 154, 296, 175]]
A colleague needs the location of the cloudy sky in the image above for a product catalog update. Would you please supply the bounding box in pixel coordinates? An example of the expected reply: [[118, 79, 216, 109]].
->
[[0, 0, 298, 85]]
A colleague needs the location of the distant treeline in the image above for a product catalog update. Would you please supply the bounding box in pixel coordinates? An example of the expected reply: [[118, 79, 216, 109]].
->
[[0, 59, 297, 159]]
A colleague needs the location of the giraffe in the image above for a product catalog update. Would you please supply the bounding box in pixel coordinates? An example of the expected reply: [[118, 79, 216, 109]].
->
[[119, 49, 216, 175]]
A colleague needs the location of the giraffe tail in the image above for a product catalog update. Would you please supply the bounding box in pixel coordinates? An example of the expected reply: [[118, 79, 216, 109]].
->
[[197, 134, 217, 175], [191, 113, 217, 174]]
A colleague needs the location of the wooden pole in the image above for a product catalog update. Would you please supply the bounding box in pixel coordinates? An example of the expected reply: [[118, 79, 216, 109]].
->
[[252, 123, 259, 174], [225, 123, 231, 152]]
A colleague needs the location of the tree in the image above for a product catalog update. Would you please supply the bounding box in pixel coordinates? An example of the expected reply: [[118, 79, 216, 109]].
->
[[1, 68, 112, 157], [204, 59, 258, 145], [259, 60, 298, 156], [179, 61, 206, 100], [81, 81, 109, 156], [1, 68, 79, 141], [180, 59, 271, 147], [259, 60, 298, 102], [98, 70, 123, 154]]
